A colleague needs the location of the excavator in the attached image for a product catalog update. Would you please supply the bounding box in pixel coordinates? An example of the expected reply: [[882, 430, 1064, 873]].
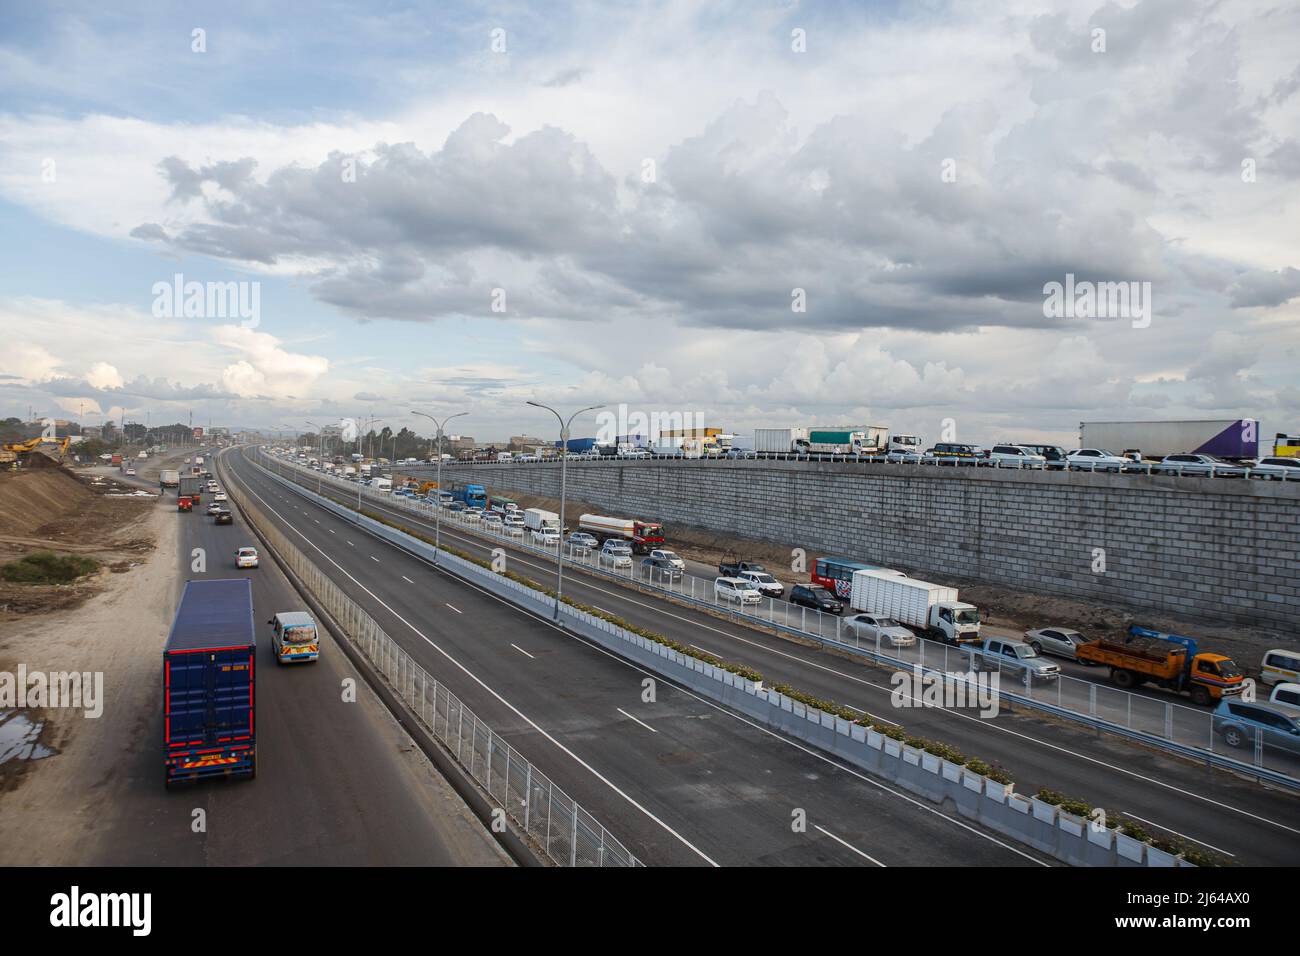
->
[[1, 436, 71, 467]]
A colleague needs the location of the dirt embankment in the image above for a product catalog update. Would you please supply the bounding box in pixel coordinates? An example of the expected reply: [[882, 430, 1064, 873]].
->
[[488, 484, 1294, 675], [0, 460, 158, 617]]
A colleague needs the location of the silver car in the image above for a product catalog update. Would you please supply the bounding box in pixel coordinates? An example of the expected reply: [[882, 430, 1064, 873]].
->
[[843, 613, 916, 648], [1023, 627, 1091, 662], [1152, 454, 1248, 477]]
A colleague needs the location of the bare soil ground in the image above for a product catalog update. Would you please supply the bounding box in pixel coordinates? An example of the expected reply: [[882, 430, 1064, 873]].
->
[[0, 457, 157, 619], [495, 485, 1294, 677]]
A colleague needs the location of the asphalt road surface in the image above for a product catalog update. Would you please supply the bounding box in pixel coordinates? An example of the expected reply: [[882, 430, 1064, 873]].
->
[[89, 456, 509, 865], [227, 448, 1058, 866], [260, 450, 1300, 866]]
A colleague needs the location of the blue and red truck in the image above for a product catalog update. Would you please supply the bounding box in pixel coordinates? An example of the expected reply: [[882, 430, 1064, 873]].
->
[[163, 578, 257, 786]]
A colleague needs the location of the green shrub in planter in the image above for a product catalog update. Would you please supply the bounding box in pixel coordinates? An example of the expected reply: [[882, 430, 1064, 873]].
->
[[965, 758, 1013, 785], [1114, 817, 1150, 842], [1034, 788, 1092, 818], [921, 740, 966, 764]]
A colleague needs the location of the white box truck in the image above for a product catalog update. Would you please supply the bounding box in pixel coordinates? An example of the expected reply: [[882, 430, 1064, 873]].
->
[[524, 507, 560, 546], [754, 428, 809, 455], [850, 570, 981, 645]]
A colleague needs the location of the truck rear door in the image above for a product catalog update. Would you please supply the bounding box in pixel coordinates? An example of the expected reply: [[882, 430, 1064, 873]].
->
[[165, 646, 255, 781]]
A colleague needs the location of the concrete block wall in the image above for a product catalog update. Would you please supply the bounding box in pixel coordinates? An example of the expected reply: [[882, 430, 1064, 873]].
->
[[435, 460, 1300, 627]]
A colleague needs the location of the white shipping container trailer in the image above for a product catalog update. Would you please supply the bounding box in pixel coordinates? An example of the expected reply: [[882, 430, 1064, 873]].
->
[[1077, 419, 1258, 460], [850, 570, 981, 644]]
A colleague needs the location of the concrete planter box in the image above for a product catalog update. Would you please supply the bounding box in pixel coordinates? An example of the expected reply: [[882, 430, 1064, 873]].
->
[[942, 760, 964, 783], [1086, 824, 1114, 849], [1058, 810, 1085, 838], [921, 752, 941, 774], [984, 779, 1013, 803], [884, 737, 902, 757], [1146, 845, 1178, 867], [792, 702, 806, 719], [850, 723, 867, 743], [1008, 793, 1031, 815], [1115, 832, 1146, 863], [1031, 797, 1058, 824], [867, 729, 884, 750], [902, 745, 921, 766]]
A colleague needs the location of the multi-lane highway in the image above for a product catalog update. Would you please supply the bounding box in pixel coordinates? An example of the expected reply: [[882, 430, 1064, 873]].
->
[[258, 449, 1300, 865], [91, 452, 509, 865], [224, 446, 1053, 866]]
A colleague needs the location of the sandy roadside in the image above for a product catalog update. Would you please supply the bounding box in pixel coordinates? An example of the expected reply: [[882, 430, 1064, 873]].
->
[[0, 497, 177, 864]]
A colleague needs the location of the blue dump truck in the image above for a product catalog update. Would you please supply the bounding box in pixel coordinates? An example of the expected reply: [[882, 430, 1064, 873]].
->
[[449, 480, 487, 508], [164, 578, 257, 786]]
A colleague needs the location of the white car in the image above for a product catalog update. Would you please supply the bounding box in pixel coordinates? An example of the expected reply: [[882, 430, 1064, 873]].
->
[[235, 547, 259, 569], [737, 569, 783, 598], [647, 549, 686, 571], [1065, 448, 1130, 472], [715, 576, 763, 605], [986, 445, 1047, 468], [463, 508, 483, 522], [842, 613, 916, 648], [530, 528, 561, 547], [599, 542, 633, 569], [1249, 457, 1300, 480], [481, 512, 504, 528], [214, 491, 228, 502]]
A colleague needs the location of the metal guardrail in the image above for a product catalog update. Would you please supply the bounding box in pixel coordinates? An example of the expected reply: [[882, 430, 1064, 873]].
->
[[260, 450, 1300, 791], [229, 457, 641, 867], [424, 451, 1300, 481]]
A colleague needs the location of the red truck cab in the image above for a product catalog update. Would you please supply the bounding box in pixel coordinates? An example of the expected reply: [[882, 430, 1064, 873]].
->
[[177, 495, 193, 512]]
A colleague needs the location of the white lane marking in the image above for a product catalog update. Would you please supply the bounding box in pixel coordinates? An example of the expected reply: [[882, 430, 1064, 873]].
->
[[347, 540, 354, 547], [445, 604, 461, 614], [329, 529, 335, 534], [814, 825, 886, 867], [402, 575, 415, 584], [1120, 812, 1237, 857], [245, 464, 1043, 868], [617, 708, 658, 734], [689, 643, 718, 655], [230, 473, 718, 867], [370, 555, 380, 563], [511, 644, 535, 660], [411, 517, 1297, 843]]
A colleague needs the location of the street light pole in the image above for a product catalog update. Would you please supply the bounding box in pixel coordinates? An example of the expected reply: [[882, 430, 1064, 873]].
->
[[526, 400, 603, 621], [411, 410, 466, 563]]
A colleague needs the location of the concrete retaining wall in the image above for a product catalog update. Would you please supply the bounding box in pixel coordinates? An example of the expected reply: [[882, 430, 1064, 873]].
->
[[430, 459, 1300, 627]]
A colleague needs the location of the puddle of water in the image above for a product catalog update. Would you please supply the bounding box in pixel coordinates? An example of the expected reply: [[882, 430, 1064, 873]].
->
[[0, 710, 57, 764]]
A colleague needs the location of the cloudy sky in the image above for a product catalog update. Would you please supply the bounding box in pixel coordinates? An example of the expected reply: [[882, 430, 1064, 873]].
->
[[1, 0, 1297, 446]]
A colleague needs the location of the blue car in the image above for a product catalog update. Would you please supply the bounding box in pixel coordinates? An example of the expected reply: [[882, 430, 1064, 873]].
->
[[1212, 699, 1300, 755]]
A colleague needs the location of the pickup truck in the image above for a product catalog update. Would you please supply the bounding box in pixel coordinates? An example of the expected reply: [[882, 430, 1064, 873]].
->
[[719, 557, 766, 577], [966, 637, 1061, 683], [1076, 625, 1244, 705]]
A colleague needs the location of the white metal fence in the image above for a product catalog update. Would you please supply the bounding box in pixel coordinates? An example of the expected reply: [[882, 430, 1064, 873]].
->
[[229, 461, 641, 867], [261, 450, 1300, 786]]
